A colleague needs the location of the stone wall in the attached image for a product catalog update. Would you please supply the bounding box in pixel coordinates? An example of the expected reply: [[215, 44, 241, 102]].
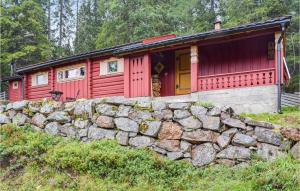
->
[[0, 98, 299, 167]]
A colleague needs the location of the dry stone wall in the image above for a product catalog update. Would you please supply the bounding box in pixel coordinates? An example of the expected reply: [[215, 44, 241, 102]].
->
[[0, 98, 299, 167]]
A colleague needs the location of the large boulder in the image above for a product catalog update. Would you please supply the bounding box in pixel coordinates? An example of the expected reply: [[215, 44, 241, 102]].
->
[[129, 136, 154, 148], [152, 109, 173, 120], [73, 100, 94, 118], [190, 105, 207, 118], [139, 121, 161, 137], [88, 126, 116, 140], [47, 111, 71, 123], [291, 142, 300, 162], [151, 101, 167, 111], [158, 122, 183, 140], [222, 118, 246, 129], [255, 127, 282, 146], [201, 116, 221, 131], [96, 104, 117, 116], [12, 100, 28, 110], [32, 113, 46, 128], [173, 110, 191, 119], [114, 118, 139, 132], [116, 105, 131, 117], [181, 129, 219, 144], [116, 131, 129, 146], [156, 140, 180, 152], [217, 134, 231, 149], [168, 102, 191, 110], [244, 118, 274, 129], [128, 110, 152, 123], [232, 133, 257, 147], [28, 102, 42, 113], [178, 116, 202, 130], [0, 114, 10, 124], [95, 116, 114, 129], [216, 146, 251, 160], [257, 143, 284, 161], [207, 107, 221, 116], [74, 119, 90, 129], [12, 113, 29, 126], [44, 122, 60, 135], [192, 143, 216, 166], [40, 102, 54, 114]]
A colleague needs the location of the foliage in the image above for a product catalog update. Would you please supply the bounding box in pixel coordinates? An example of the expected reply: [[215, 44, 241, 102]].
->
[[241, 106, 300, 128], [1, 124, 300, 190]]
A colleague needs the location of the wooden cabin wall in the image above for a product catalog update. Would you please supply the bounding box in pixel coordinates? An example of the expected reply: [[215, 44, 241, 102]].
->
[[199, 34, 275, 76], [8, 81, 22, 102], [91, 60, 124, 98], [25, 70, 52, 100]]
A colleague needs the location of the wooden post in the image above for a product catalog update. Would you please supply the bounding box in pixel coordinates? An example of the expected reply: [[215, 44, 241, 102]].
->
[[275, 32, 283, 84], [124, 57, 130, 97], [143, 54, 151, 96], [50, 67, 55, 91], [191, 45, 199, 92], [86, 59, 92, 99]]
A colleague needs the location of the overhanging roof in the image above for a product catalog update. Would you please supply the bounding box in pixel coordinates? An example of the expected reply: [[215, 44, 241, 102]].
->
[[16, 16, 291, 74]]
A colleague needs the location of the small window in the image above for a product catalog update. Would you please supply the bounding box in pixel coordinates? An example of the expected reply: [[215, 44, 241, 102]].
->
[[12, 81, 18, 89], [32, 72, 48, 86], [57, 66, 85, 82], [108, 61, 118, 73]]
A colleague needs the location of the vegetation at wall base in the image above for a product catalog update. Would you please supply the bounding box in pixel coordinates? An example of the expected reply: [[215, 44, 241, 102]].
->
[[0, 124, 299, 191]]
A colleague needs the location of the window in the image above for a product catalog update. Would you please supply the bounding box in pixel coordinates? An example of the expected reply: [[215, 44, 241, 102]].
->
[[32, 72, 48, 86], [100, 58, 124, 76], [12, 81, 18, 89], [57, 66, 85, 82]]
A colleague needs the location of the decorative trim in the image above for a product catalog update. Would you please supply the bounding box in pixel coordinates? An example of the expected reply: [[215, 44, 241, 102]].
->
[[99, 57, 124, 76], [31, 72, 48, 87], [56, 64, 86, 83], [12, 81, 19, 89]]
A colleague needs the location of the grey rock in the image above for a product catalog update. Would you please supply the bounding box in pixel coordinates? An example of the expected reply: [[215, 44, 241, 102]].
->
[[217, 134, 231, 149], [178, 116, 202, 130], [88, 126, 116, 140], [158, 121, 183, 140], [257, 143, 284, 161], [47, 111, 71, 123], [129, 136, 154, 148], [182, 129, 219, 143], [174, 110, 191, 119], [74, 100, 94, 118], [140, 121, 161, 137], [0, 105, 5, 113], [244, 118, 274, 129], [32, 113, 46, 128], [136, 100, 151, 108], [116, 131, 129, 146], [279, 140, 292, 151], [183, 152, 191, 158], [222, 118, 246, 129], [114, 118, 139, 132], [167, 151, 184, 160], [31, 125, 43, 132], [232, 133, 257, 147], [12, 113, 28, 126], [151, 101, 167, 111], [116, 105, 131, 117], [222, 128, 238, 138], [104, 96, 136, 106], [192, 143, 216, 166], [216, 146, 251, 160], [213, 143, 221, 152], [207, 107, 221, 116], [64, 102, 76, 113], [74, 119, 90, 129], [221, 105, 235, 115], [291, 142, 300, 162], [190, 105, 207, 118], [28, 102, 41, 113], [77, 128, 88, 138], [0, 114, 10, 124], [45, 122, 60, 135], [180, 141, 192, 152], [6, 103, 13, 110], [129, 110, 152, 123], [156, 140, 180, 152], [40, 103, 54, 114], [153, 109, 173, 120], [216, 159, 236, 166], [7, 110, 16, 119], [255, 127, 282, 146], [152, 146, 167, 155], [129, 132, 138, 137], [96, 104, 117, 116], [201, 116, 221, 131], [168, 102, 191, 110], [60, 124, 76, 137], [95, 116, 114, 129], [12, 100, 28, 110]]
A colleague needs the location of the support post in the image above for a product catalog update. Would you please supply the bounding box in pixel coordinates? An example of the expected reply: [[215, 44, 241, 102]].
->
[[191, 45, 199, 92], [86, 59, 92, 99], [124, 57, 130, 97], [143, 54, 151, 97]]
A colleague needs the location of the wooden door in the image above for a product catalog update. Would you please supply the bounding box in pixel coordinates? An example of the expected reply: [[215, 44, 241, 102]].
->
[[175, 49, 191, 95]]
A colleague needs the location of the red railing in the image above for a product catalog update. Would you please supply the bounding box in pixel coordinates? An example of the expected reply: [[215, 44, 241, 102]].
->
[[198, 68, 275, 91]]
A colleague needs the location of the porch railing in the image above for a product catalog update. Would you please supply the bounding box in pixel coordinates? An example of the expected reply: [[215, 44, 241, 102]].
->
[[197, 68, 276, 91], [0, 92, 7, 100]]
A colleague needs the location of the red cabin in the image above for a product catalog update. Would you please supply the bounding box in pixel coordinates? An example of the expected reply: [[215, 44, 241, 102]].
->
[[2, 16, 292, 113]]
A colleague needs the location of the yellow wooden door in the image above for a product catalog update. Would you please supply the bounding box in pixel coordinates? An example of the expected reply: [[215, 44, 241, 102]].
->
[[175, 49, 191, 95]]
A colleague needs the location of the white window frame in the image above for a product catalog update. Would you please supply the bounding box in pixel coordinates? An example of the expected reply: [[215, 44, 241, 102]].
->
[[100, 58, 124, 76], [57, 64, 86, 83], [12, 81, 19, 89], [32, 72, 48, 87]]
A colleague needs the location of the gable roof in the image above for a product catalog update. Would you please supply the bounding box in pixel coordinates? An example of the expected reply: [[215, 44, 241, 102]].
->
[[16, 16, 291, 73]]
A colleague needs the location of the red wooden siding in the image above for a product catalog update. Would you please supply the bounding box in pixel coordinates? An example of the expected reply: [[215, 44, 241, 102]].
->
[[125, 54, 151, 97], [8, 81, 22, 102], [91, 60, 124, 98], [25, 71, 52, 100], [199, 35, 275, 76]]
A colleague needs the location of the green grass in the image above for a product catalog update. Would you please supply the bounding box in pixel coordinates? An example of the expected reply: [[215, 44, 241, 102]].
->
[[1, 124, 300, 191], [241, 106, 300, 128]]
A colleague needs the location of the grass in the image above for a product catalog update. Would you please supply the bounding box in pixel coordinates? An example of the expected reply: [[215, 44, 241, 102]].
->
[[241, 106, 300, 128], [0, 124, 300, 191]]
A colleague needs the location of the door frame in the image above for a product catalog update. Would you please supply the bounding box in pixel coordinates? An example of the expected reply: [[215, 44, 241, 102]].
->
[[175, 49, 191, 95]]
